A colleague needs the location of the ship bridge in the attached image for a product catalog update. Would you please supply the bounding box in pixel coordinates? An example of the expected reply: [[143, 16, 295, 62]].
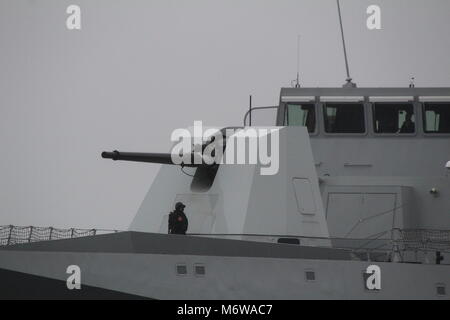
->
[[273, 87, 450, 177], [277, 87, 450, 136]]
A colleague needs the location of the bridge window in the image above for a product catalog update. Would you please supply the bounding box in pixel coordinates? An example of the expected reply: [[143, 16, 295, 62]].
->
[[285, 103, 316, 133], [323, 103, 365, 133], [423, 103, 450, 133], [373, 103, 415, 134]]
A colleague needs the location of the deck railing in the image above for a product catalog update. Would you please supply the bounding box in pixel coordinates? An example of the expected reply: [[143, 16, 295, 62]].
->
[[0, 225, 119, 246], [1, 225, 449, 263]]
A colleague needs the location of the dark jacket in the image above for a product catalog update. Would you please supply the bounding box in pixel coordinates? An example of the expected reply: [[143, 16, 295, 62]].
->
[[168, 209, 188, 235]]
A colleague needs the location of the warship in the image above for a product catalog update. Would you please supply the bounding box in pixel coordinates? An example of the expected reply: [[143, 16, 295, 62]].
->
[[0, 1, 449, 300]]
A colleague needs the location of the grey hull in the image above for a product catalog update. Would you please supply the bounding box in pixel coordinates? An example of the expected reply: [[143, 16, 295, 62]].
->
[[0, 268, 150, 300], [0, 232, 448, 300]]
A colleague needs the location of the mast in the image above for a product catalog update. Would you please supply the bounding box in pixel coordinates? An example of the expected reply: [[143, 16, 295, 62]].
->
[[336, 0, 356, 88]]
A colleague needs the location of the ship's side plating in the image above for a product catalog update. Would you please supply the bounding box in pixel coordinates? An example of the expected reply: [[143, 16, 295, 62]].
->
[[0, 232, 448, 299]]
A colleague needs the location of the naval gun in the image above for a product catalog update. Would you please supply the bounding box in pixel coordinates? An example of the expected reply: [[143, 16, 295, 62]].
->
[[101, 150, 220, 192], [102, 127, 240, 191], [101, 151, 200, 167]]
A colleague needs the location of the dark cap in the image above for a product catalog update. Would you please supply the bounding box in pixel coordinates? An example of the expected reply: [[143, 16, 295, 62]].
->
[[175, 202, 185, 210]]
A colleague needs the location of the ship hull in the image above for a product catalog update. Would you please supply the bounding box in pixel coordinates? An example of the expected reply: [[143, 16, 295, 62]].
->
[[0, 232, 448, 300]]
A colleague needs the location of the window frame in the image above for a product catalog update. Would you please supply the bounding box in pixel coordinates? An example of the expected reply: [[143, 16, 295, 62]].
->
[[422, 102, 450, 136], [322, 102, 368, 136], [283, 102, 318, 135], [371, 101, 417, 136]]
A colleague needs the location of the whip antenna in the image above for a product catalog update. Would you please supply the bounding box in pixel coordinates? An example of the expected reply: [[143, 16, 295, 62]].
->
[[296, 35, 300, 88], [336, 0, 356, 88], [291, 35, 301, 88]]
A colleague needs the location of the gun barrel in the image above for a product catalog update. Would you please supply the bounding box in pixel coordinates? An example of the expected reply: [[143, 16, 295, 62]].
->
[[101, 150, 199, 167]]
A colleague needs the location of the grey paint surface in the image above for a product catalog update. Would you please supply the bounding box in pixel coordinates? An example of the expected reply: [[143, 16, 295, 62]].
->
[[0, 233, 448, 299]]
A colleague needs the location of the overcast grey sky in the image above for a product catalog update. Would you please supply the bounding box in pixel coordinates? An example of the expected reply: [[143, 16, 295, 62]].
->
[[1, 0, 449, 230]]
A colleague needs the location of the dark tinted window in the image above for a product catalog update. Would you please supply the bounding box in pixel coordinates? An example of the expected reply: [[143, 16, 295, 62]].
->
[[176, 265, 187, 275], [305, 271, 316, 281], [436, 284, 446, 296], [423, 103, 450, 133], [277, 238, 300, 245], [373, 103, 415, 134], [285, 103, 316, 133], [195, 265, 205, 276], [323, 103, 365, 133]]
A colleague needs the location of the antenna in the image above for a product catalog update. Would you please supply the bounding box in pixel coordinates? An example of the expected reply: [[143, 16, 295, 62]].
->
[[336, 0, 356, 88], [291, 35, 301, 88], [295, 35, 300, 88]]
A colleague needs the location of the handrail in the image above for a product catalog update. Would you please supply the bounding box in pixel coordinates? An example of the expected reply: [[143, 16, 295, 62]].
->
[[243, 106, 278, 126]]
